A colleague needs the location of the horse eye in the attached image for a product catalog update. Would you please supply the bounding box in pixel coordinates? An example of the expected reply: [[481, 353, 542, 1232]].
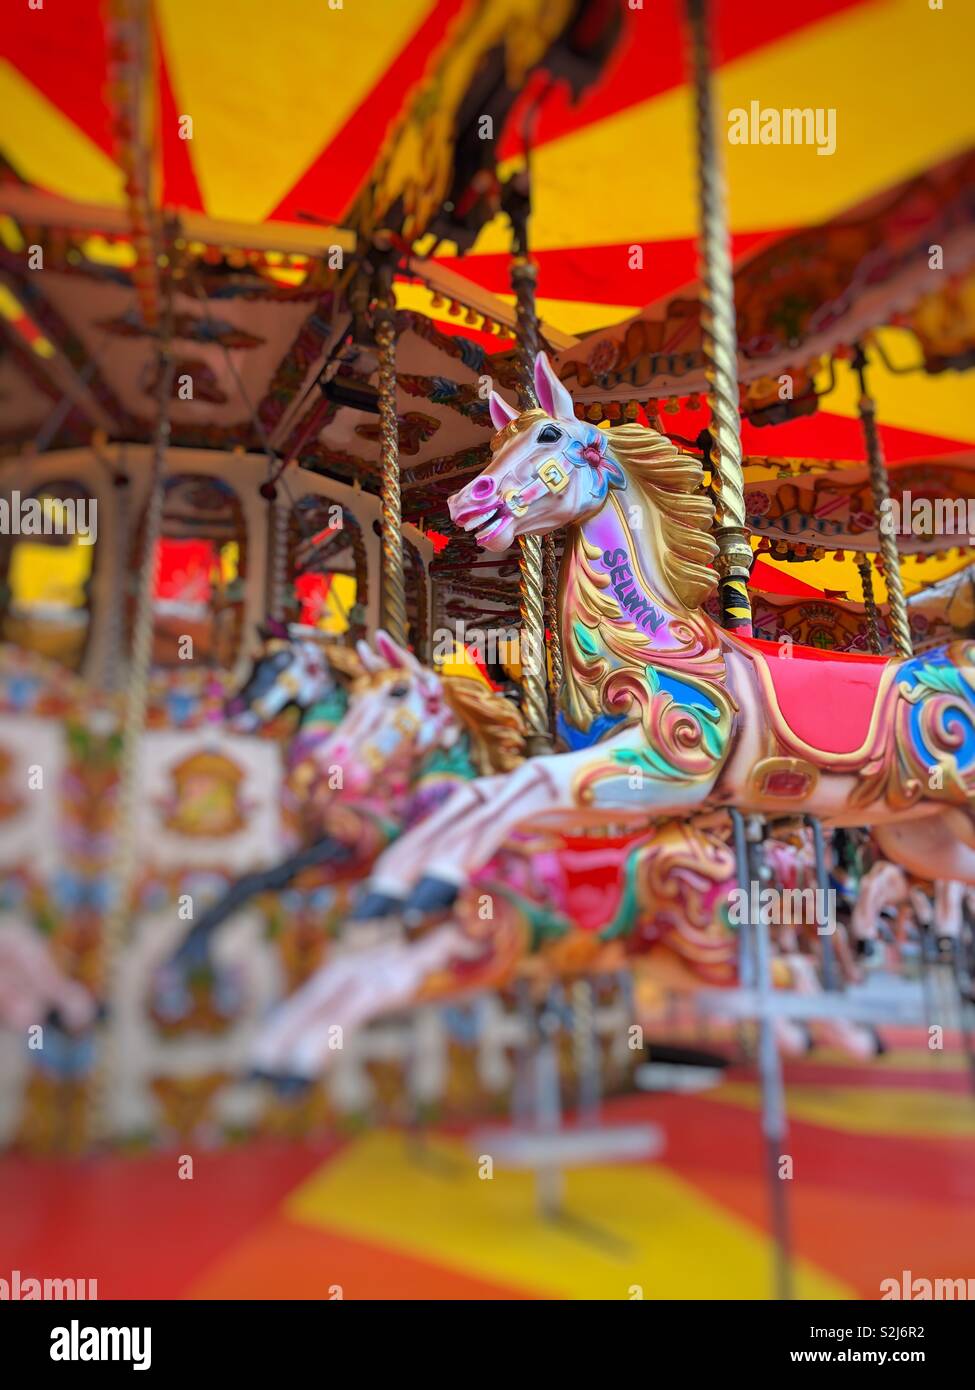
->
[[389, 684, 409, 699], [538, 424, 561, 443]]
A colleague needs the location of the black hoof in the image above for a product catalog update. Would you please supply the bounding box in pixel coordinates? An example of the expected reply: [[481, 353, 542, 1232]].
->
[[402, 875, 459, 926], [247, 1068, 314, 1098], [350, 889, 404, 922]]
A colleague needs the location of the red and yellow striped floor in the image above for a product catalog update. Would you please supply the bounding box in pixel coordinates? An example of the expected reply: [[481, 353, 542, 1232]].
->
[[2, 1029, 973, 1300]]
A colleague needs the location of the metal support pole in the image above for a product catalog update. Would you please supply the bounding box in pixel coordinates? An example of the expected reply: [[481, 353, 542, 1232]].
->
[[857, 554, 883, 654], [731, 809, 793, 1301], [543, 532, 563, 737], [572, 977, 601, 1120], [808, 815, 839, 992], [533, 993, 565, 1219], [853, 345, 912, 658], [374, 299, 407, 646], [686, 0, 752, 634]]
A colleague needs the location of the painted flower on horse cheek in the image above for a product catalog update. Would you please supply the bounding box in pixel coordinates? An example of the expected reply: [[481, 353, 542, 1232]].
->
[[565, 427, 625, 493]]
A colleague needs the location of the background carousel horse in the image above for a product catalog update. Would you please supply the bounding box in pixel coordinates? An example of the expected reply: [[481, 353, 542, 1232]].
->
[[249, 642, 881, 1082], [351, 352, 975, 926], [0, 921, 96, 1033], [165, 626, 526, 983], [163, 618, 368, 976]]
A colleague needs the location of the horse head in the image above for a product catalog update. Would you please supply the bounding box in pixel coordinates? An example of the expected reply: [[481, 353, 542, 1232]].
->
[[447, 352, 626, 551], [319, 631, 526, 798], [224, 618, 336, 732]]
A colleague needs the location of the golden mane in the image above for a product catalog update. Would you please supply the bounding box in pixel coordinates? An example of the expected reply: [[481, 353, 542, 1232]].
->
[[601, 423, 718, 610], [320, 642, 366, 684], [441, 676, 526, 774]]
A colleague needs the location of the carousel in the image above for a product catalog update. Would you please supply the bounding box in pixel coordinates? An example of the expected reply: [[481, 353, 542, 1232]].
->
[[1, 0, 974, 1302]]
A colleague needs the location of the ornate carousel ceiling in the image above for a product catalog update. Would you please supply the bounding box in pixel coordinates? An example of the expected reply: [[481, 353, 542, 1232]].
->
[[2, 0, 974, 616]]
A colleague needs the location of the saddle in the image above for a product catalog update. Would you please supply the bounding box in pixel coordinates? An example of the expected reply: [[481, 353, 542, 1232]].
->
[[729, 634, 895, 799], [735, 634, 892, 755]]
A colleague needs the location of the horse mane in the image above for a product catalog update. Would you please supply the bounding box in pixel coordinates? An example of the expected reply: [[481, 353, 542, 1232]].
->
[[441, 676, 526, 775], [601, 422, 719, 610], [320, 642, 366, 684]]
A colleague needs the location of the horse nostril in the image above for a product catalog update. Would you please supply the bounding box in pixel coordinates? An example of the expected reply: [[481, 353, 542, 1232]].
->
[[471, 477, 495, 500]]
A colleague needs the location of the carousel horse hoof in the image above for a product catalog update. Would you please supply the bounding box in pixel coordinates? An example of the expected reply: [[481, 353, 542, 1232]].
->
[[350, 889, 404, 922], [247, 1067, 314, 1098], [402, 876, 459, 925]]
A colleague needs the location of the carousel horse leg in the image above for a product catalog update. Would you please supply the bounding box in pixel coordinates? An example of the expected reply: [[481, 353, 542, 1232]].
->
[[356, 728, 692, 923], [249, 922, 473, 1082], [168, 835, 355, 971]]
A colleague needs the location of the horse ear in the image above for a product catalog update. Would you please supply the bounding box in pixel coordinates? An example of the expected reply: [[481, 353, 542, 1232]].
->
[[374, 629, 423, 675], [355, 639, 385, 675], [489, 390, 518, 430], [533, 352, 576, 422]]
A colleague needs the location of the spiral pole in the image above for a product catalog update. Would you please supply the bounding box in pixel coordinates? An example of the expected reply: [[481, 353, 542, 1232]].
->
[[543, 532, 563, 735], [375, 302, 407, 647], [93, 342, 173, 1141], [686, 0, 752, 634], [854, 347, 912, 658], [857, 554, 883, 654], [511, 253, 552, 753]]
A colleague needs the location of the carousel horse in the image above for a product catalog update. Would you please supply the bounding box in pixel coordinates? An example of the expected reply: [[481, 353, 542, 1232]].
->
[[249, 639, 881, 1080], [850, 860, 932, 955], [165, 625, 527, 984], [352, 353, 975, 924], [163, 619, 369, 975]]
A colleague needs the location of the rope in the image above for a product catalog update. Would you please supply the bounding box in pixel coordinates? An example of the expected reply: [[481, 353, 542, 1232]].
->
[[686, 0, 753, 634]]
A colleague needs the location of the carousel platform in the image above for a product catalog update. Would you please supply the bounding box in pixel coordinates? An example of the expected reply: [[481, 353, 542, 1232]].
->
[[1, 1027, 973, 1301]]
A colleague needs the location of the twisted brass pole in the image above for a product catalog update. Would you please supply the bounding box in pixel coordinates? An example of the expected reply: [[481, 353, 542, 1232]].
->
[[93, 340, 173, 1142], [686, 0, 753, 634], [854, 346, 912, 658], [375, 301, 407, 647], [543, 532, 563, 736], [857, 554, 883, 654], [511, 254, 551, 754]]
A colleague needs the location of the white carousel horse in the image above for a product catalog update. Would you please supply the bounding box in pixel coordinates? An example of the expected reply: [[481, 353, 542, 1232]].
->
[[351, 352, 975, 923], [249, 640, 880, 1080]]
